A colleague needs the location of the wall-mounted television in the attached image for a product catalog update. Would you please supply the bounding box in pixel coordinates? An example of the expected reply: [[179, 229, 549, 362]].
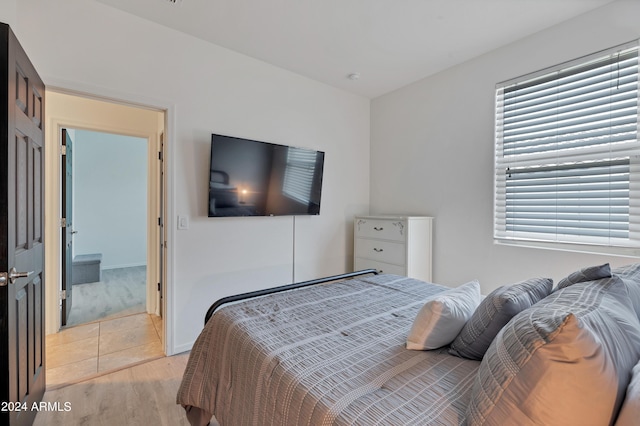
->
[[208, 134, 325, 217]]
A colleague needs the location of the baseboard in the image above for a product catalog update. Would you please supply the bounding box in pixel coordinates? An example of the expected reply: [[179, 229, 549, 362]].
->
[[173, 341, 195, 355]]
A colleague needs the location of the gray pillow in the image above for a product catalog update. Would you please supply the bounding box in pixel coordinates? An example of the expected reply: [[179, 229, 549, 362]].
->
[[612, 263, 640, 320], [556, 263, 611, 290], [449, 277, 552, 360], [466, 276, 640, 426], [616, 359, 640, 426]]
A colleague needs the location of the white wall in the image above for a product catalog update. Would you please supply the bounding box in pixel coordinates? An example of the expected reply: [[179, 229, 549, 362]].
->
[[16, 0, 370, 353], [371, 0, 640, 293], [0, 0, 17, 30], [73, 129, 147, 269]]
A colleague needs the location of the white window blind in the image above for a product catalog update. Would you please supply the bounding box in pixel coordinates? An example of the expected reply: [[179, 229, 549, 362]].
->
[[283, 147, 317, 204], [494, 41, 640, 249]]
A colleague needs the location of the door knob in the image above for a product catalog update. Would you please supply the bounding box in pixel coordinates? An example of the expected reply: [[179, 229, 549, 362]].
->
[[0, 268, 34, 286]]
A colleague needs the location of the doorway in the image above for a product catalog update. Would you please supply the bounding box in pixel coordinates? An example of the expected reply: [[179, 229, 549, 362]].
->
[[44, 90, 167, 385], [62, 128, 149, 327]]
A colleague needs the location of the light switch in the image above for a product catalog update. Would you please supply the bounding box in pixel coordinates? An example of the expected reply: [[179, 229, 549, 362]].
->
[[178, 215, 189, 230]]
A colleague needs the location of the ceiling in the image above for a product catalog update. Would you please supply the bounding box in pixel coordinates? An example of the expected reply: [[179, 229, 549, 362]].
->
[[95, 0, 616, 99]]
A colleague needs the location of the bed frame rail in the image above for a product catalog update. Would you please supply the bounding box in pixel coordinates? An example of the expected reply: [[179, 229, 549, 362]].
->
[[204, 269, 379, 325]]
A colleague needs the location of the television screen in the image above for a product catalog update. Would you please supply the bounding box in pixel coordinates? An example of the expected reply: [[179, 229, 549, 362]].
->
[[208, 134, 325, 217]]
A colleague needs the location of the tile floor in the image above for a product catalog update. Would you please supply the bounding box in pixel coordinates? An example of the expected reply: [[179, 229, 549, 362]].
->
[[46, 313, 164, 389]]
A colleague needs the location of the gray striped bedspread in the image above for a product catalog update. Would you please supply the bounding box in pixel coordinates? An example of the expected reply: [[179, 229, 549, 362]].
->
[[177, 274, 480, 426]]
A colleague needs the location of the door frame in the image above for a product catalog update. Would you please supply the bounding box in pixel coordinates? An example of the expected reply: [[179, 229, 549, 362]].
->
[[44, 87, 175, 355]]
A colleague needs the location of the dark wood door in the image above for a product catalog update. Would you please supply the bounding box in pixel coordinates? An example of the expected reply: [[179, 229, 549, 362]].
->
[[0, 23, 46, 426], [61, 129, 73, 326]]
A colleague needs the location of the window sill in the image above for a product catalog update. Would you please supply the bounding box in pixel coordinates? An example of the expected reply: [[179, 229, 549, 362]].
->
[[494, 238, 640, 258]]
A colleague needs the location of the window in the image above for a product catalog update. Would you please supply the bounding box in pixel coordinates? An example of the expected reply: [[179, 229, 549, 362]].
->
[[494, 41, 639, 252], [283, 147, 318, 204]]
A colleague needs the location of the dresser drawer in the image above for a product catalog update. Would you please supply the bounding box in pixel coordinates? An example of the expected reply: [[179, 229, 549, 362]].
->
[[355, 238, 405, 265], [355, 258, 406, 276], [355, 218, 406, 242], [354, 215, 432, 282]]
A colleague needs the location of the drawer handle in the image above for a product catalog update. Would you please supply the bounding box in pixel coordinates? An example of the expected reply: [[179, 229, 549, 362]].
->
[[373, 227, 384, 231], [373, 248, 384, 252]]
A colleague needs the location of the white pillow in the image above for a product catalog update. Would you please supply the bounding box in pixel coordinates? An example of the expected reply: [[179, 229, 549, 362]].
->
[[406, 280, 481, 350], [616, 359, 640, 426]]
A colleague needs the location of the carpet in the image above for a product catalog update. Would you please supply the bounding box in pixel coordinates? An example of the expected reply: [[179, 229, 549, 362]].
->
[[66, 266, 147, 326]]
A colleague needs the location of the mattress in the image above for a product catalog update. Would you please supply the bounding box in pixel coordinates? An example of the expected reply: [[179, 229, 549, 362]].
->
[[177, 274, 480, 426]]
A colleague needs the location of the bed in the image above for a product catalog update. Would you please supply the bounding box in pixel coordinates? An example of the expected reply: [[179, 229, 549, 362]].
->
[[177, 265, 640, 426], [177, 271, 480, 426]]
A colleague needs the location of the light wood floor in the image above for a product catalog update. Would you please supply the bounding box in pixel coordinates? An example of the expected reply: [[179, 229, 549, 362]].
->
[[46, 313, 164, 389], [33, 353, 192, 426]]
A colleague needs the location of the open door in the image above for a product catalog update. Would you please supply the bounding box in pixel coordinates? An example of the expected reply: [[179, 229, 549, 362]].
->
[[61, 129, 73, 326], [0, 23, 46, 425]]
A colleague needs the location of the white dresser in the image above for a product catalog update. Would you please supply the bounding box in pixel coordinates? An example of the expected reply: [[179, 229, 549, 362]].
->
[[354, 215, 433, 282]]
